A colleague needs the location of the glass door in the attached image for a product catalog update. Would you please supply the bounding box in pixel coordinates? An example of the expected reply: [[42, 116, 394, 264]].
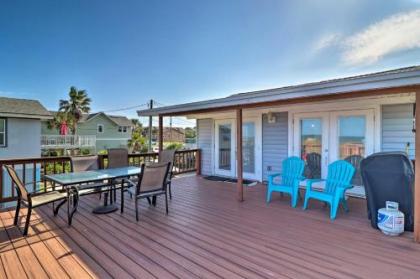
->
[[215, 120, 235, 177], [242, 118, 262, 180], [293, 113, 329, 179], [330, 109, 374, 185]]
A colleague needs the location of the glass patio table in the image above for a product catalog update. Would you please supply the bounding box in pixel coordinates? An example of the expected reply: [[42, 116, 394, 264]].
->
[[44, 166, 141, 216]]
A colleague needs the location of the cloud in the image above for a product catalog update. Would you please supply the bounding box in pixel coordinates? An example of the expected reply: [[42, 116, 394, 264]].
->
[[342, 9, 420, 65], [313, 33, 342, 53]]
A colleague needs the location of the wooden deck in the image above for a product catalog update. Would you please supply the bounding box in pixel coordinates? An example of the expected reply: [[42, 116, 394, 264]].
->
[[1, 175, 420, 279]]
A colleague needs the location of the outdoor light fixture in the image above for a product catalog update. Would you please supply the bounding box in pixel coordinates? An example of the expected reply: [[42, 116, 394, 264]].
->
[[268, 111, 276, 123]]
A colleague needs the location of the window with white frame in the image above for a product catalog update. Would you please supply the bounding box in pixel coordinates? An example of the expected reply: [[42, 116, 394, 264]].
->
[[97, 124, 104, 133], [0, 118, 6, 147], [118, 126, 122, 132], [123, 126, 127, 133]]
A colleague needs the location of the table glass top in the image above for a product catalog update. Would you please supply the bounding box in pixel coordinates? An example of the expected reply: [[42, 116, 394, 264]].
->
[[44, 166, 141, 185]]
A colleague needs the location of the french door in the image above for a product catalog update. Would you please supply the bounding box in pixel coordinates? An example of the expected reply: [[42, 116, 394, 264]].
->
[[214, 118, 262, 180], [215, 120, 235, 177], [293, 109, 374, 184]]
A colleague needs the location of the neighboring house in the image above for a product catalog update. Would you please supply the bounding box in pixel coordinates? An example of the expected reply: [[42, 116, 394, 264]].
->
[[142, 127, 186, 143], [42, 112, 133, 152], [0, 96, 52, 202], [0, 97, 52, 158], [138, 66, 420, 198], [163, 127, 185, 143]]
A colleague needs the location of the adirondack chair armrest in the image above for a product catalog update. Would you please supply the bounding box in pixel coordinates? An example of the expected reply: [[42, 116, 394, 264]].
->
[[267, 173, 282, 183], [306, 179, 325, 191]]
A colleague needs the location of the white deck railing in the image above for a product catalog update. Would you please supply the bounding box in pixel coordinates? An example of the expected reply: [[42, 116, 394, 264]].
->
[[41, 135, 96, 148]]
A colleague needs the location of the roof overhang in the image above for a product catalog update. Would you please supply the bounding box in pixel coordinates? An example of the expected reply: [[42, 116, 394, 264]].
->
[[0, 112, 53, 120], [137, 66, 420, 117]]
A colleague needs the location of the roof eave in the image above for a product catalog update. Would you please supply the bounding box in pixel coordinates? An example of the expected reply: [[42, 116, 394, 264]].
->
[[137, 66, 420, 117]]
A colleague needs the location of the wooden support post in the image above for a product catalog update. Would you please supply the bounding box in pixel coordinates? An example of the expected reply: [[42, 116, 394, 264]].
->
[[195, 149, 201, 176], [236, 108, 243, 202], [415, 90, 420, 242], [158, 115, 163, 152]]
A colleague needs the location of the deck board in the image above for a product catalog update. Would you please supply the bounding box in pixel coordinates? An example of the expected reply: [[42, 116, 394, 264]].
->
[[1, 175, 420, 279]]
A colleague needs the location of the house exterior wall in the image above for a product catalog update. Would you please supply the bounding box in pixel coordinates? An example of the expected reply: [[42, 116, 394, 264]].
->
[[262, 112, 288, 180], [0, 118, 41, 159], [197, 119, 214, 175], [381, 103, 415, 159]]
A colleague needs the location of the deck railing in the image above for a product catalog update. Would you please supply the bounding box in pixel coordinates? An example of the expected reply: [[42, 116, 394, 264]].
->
[[0, 149, 200, 205], [41, 135, 97, 148]]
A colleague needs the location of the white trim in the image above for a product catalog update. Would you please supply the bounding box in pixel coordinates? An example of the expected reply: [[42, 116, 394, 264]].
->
[[0, 118, 6, 147]]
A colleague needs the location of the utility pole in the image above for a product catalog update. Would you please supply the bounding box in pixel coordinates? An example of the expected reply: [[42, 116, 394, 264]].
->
[[148, 99, 153, 152], [169, 116, 172, 142]]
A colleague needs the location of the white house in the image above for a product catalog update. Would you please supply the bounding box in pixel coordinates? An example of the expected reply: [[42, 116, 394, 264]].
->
[[138, 66, 420, 198]]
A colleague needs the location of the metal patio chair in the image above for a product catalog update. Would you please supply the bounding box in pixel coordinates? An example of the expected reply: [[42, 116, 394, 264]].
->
[[123, 162, 171, 221], [70, 156, 111, 197], [4, 165, 75, 236], [266, 156, 305, 207]]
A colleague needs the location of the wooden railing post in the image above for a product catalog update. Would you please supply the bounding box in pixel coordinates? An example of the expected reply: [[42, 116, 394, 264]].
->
[[159, 115, 163, 152], [415, 89, 420, 242], [195, 149, 201, 176]]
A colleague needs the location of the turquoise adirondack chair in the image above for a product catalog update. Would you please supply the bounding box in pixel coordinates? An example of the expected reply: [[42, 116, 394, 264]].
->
[[266, 156, 305, 207], [303, 160, 355, 220]]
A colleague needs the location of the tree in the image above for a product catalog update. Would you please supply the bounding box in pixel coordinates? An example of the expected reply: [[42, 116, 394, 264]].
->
[[59, 86, 91, 134], [131, 118, 142, 131], [47, 111, 74, 134], [128, 128, 147, 153], [185, 127, 197, 139]]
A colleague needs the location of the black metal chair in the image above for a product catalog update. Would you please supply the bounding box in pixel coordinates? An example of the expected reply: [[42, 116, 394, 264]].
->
[[70, 156, 111, 197], [158, 149, 176, 199], [304, 152, 321, 179], [344, 155, 364, 186], [122, 162, 171, 221], [107, 148, 131, 201], [4, 165, 74, 236]]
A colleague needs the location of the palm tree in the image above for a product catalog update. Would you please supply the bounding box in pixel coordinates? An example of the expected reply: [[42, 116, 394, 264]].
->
[[47, 111, 74, 134], [59, 86, 91, 134], [128, 129, 146, 153]]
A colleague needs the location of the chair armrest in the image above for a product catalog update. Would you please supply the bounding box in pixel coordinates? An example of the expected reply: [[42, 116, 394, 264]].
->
[[306, 179, 325, 191], [125, 178, 137, 188], [267, 173, 281, 183]]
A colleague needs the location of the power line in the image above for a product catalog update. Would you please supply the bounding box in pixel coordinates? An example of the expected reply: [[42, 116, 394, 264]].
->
[[102, 103, 148, 113]]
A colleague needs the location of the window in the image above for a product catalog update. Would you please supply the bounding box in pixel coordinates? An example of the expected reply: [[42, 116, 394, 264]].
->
[[118, 126, 122, 132], [97, 124, 104, 133], [0, 118, 6, 147], [123, 126, 127, 133], [119, 126, 127, 133]]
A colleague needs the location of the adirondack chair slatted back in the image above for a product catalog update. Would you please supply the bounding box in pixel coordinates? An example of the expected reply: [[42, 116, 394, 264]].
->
[[325, 160, 355, 194], [282, 157, 305, 187]]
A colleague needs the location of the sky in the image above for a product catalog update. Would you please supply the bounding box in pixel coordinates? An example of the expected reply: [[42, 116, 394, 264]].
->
[[1, 0, 420, 127]]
